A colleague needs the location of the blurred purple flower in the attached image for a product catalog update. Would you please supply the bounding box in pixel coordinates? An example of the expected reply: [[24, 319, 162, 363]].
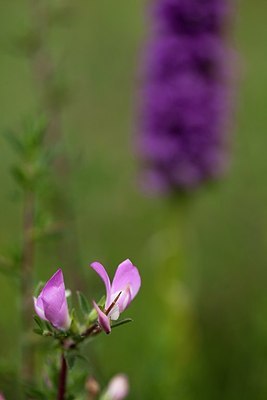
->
[[33, 269, 71, 330], [139, 0, 231, 193], [103, 374, 129, 400], [0, 393, 5, 400], [91, 259, 141, 334]]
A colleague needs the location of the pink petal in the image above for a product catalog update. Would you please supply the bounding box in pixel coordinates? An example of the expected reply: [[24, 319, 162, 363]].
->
[[34, 269, 70, 330], [33, 296, 47, 321], [43, 296, 70, 330], [106, 374, 129, 400], [111, 259, 141, 312], [93, 301, 111, 334], [91, 262, 111, 308]]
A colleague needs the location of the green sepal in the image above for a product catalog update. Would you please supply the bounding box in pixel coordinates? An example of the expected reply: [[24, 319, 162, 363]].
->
[[77, 291, 90, 316], [70, 308, 79, 334], [34, 281, 45, 297], [33, 315, 46, 332], [44, 321, 54, 332]]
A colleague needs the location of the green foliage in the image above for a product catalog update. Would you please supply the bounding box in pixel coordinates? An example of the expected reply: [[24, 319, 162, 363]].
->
[[77, 291, 90, 316], [0, 245, 22, 282], [24, 387, 47, 400], [13, 28, 42, 57], [4, 116, 51, 191], [69, 308, 80, 335], [65, 351, 88, 370], [111, 318, 133, 329], [88, 295, 105, 323]]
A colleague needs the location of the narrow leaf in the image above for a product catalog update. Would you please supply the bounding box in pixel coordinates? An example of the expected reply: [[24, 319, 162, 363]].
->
[[33, 315, 45, 332], [33, 328, 43, 336], [112, 318, 133, 329], [77, 291, 90, 315]]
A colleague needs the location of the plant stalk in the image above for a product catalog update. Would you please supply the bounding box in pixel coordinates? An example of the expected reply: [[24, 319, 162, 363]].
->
[[21, 190, 36, 381], [57, 352, 68, 400]]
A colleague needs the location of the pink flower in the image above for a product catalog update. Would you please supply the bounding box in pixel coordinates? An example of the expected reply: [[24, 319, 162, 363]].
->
[[0, 393, 6, 400], [33, 269, 71, 330], [91, 259, 141, 334], [105, 374, 129, 400]]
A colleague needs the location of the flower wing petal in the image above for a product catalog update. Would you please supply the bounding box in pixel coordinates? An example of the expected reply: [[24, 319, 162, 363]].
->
[[111, 259, 141, 311], [91, 262, 111, 308]]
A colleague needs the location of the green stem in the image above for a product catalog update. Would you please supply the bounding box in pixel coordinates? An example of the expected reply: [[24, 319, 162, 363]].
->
[[21, 190, 36, 382], [154, 200, 195, 397]]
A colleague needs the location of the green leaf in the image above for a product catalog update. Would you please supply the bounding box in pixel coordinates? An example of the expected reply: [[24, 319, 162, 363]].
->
[[65, 351, 89, 371], [66, 395, 75, 400], [11, 165, 29, 188], [77, 291, 90, 315], [3, 130, 25, 154], [23, 115, 47, 149], [33, 328, 43, 336], [111, 318, 133, 329], [72, 353, 89, 365], [24, 386, 47, 400], [66, 353, 76, 370], [33, 315, 45, 332]]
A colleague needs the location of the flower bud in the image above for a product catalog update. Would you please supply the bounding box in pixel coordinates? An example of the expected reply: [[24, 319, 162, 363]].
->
[[86, 376, 100, 398], [104, 374, 129, 400], [33, 269, 70, 330]]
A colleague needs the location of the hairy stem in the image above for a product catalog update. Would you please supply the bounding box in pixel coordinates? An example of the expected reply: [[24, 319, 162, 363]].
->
[[29, 0, 83, 285], [29, 0, 62, 145], [21, 191, 36, 381], [57, 352, 68, 400]]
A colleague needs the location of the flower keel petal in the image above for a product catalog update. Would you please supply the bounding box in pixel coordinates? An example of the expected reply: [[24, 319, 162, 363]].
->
[[93, 301, 111, 334]]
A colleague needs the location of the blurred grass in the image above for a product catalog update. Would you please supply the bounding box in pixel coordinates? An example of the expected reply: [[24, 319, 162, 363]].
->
[[1, 0, 267, 399]]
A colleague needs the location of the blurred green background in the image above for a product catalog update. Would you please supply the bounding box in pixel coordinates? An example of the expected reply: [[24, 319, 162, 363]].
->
[[1, 1, 267, 399]]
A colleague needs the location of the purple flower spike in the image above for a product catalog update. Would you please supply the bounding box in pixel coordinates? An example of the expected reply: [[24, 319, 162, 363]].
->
[[139, 0, 232, 193], [33, 269, 71, 331], [91, 259, 141, 333]]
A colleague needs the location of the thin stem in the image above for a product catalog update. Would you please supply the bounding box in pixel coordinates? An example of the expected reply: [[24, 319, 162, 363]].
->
[[66, 323, 100, 351], [82, 323, 100, 338], [57, 352, 68, 400], [29, 0, 84, 289], [29, 0, 62, 146], [21, 190, 36, 381]]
